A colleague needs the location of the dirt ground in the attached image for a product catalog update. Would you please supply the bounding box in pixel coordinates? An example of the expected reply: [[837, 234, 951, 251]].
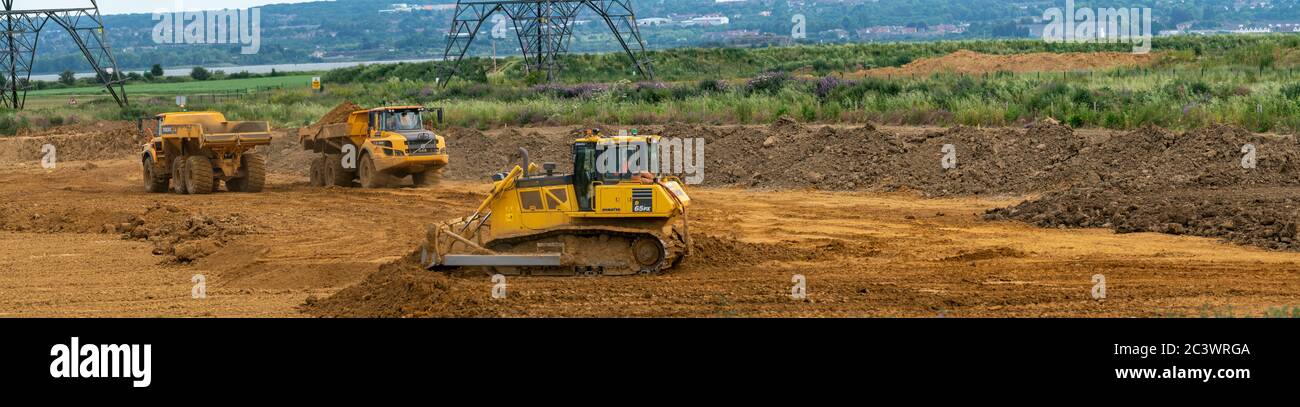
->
[[1, 122, 1297, 317], [851, 49, 1161, 78]]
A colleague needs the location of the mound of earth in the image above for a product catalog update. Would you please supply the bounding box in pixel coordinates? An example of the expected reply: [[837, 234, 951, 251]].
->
[[0, 121, 142, 166], [986, 123, 1300, 251], [262, 129, 318, 175], [857, 50, 1160, 77], [641, 119, 1084, 196], [986, 188, 1300, 251], [114, 203, 255, 263], [300, 251, 494, 318], [689, 234, 860, 266], [441, 126, 574, 181], [0, 197, 251, 263], [309, 101, 362, 129]]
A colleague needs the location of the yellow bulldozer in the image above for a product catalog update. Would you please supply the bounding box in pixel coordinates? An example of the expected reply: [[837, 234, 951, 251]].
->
[[425, 132, 692, 276], [140, 112, 272, 194]]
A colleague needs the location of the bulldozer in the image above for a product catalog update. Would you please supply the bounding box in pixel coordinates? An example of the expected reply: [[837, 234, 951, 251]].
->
[[299, 105, 449, 188], [140, 112, 272, 194], [425, 132, 692, 276]]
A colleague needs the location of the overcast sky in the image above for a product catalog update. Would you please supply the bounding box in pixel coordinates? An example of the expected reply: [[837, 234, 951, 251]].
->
[[15, 1, 326, 15]]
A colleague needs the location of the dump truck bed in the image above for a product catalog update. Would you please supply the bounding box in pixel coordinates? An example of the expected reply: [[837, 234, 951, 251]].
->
[[298, 123, 349, 144], [162, 120, 273, 147]]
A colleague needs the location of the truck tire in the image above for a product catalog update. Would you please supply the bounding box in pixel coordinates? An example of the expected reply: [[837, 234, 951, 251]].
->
[[412, 168, 443, 187], [187, 155, 215, 195], [325, 153, 354, 187], [171, 157, 190, 194], [228, 153, 266, 193], [143, 156, 170, 193], [358, 153, 382, 189], [309, 156, 325, 187]]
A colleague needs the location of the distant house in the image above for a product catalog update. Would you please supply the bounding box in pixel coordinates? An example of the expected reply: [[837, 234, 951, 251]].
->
[[682, 14, 730, 26], [821, 29, 850, 40], [637, 18, 673, 26], [381, 3, 418, 13], [932, 24, 966, 35]]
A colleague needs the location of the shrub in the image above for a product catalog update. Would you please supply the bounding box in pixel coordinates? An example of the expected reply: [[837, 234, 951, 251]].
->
[[746, 72, 790, 95], [815, 76, 844, 100], [190, 67, 211, 81], [697, 79, 727, 93]]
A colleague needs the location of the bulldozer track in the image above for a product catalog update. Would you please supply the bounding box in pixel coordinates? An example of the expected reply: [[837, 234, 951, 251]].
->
[[476, 225, 686, 276]]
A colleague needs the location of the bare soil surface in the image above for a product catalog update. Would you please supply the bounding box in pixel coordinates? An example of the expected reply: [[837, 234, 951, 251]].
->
[[1, 122, 1297, 318], [851, 50, 1160, 78]]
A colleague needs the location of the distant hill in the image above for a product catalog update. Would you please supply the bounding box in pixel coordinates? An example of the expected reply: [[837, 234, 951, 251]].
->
[[28, 0, 1300, 74]]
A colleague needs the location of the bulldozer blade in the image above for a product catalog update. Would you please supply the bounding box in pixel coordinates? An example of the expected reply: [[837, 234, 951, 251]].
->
[[436, 254, 563, 268]]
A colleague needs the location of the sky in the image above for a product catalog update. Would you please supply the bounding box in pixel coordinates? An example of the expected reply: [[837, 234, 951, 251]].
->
[[15, 0, 326, 15]]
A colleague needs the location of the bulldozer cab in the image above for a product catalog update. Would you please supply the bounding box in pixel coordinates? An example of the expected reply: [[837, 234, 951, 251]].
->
[[572, 136, 658, 212]]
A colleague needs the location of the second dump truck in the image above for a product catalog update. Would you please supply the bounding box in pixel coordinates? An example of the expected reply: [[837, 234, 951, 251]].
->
[[140, 112, 272, 194], [299, 105, 449, 188]]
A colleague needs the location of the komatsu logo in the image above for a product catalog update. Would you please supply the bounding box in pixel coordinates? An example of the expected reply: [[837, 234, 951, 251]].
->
[[49, 337, 152, 388]]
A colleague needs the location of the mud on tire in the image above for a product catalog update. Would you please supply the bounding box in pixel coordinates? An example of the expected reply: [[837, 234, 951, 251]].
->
[[186, 155, 215, 195], [143, 156, 170, 193], [325, 153, 354, 187], [228, 153, 266, 193], [358, 154, 382, 189], [309, 155, 326, 187], [171, 157, 190, 194]]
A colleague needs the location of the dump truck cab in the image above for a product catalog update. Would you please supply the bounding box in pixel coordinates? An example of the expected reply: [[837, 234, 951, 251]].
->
[[352, 106, 448, 177], [302, 105, 449, 188], [141, 111, 272, 194]]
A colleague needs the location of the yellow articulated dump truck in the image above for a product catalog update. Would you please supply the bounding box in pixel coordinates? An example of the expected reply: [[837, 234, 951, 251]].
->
[[299, 105, 449, 188], [425, 133, 692, 276], [140, 112, 272, 194]]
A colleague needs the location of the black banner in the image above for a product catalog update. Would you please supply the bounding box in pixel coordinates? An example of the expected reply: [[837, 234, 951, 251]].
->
[[0, 318, 1289, 396]]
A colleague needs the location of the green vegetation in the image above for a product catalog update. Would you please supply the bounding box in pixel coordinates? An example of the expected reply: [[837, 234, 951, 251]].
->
[[13, 34, 1300, 136], [32, 0, 1300, 73], [328, 39, 1146, 85], [26, 75, 315, 96]]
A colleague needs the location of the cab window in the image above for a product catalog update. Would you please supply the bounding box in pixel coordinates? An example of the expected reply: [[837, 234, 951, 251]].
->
[[383, 111, 423, 131]]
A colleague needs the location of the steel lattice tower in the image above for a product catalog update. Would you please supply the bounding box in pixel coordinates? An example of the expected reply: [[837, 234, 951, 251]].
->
[[442, 0, 653, 85], [1, 0, 126, 109]]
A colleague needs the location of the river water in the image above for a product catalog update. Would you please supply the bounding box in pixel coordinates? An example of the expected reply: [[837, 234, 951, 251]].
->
[[30, 58, 442, 82]]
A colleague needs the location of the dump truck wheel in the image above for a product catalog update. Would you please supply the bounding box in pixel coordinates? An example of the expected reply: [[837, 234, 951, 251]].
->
[[309, 156, 325, 187], [325, 153, 353, 187], [228, 153, 266, 193], [143, 157, 169, 193], [412, 168, 442, 187], [171, 158, 190, 194], [186, 155, 215, 195], [358, 154, 381, 189]]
